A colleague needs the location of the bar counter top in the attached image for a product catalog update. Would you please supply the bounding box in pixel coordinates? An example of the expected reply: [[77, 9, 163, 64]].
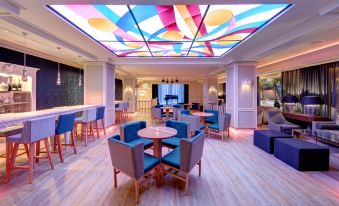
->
[[0, 104, 100, 129]]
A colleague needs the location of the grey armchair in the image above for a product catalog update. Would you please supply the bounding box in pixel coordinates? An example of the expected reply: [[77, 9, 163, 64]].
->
[[150, 107, 165, 123], [178, 113, 205, 136], [108, 135, 161, 203], [267, 111, 299, 134], [162, 130, 205, 193], [207, 113, 231, 141]]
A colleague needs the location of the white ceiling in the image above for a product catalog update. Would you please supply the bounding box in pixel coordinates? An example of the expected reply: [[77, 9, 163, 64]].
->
[[1, 0, 339, 79]]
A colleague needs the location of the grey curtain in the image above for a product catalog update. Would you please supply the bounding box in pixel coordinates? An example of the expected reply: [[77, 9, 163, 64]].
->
[[282, 61, 338, 118]]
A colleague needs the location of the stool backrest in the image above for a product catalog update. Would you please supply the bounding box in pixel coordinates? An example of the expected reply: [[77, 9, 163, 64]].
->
[[81, 108, 97, 122], [56, 113, 76, 134], [96, 106, 105, 120], [20, 115, 56, 144]]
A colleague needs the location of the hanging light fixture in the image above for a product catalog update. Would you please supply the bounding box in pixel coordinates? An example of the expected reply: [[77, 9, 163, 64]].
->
[[175, 78, 178, 83], [56, 47, 61, 86], [22, 32, 28, 82], [78, 55, 82, 87], [162, 77, 165, 83], [166, 79, 169, 83], [171, 79, 174, 84]]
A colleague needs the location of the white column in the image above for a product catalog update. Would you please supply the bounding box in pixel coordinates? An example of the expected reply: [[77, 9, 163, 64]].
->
[[203, 78, 218, 109], [226, 62, 257, 129], [84, 62, 115, 126], [123, 77, 136, 113]]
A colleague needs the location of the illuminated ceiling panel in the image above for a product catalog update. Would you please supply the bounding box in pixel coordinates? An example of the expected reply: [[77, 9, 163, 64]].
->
[[47, 4, 291, 57]]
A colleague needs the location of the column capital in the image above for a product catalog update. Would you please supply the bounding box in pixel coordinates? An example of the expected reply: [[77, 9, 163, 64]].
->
[[226, 61, 257, 69]]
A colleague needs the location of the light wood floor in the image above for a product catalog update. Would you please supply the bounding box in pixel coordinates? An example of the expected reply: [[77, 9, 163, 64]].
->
[[0, 112, 338, 206]]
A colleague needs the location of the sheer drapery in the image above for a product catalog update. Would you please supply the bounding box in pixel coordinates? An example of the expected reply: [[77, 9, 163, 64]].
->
[[281, 61, 338, 118], [158, 84, 184, 105]]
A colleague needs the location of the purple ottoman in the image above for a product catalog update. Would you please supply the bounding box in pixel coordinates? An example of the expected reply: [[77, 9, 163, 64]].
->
[[254, 130, 292, 154]]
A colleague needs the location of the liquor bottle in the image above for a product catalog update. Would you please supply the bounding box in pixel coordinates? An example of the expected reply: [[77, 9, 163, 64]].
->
[[7, 78, 11, 91], [17, 80, 22, 91], [12, 79, 17, 91]]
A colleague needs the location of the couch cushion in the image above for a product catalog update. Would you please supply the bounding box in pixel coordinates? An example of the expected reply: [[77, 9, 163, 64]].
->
[[162, 137, 181, 148], [128, 138, 153, 149], [162, 147, 180, 169], [144, 153, 160, 173]]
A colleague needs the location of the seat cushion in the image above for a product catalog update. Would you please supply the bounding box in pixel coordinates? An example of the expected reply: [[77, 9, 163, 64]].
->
[[208, 123, 219, 130], [199, 124, 206, 130], [6, 134, 22, 143], [128, 138, 153, 149], [144, 153, 161, 173], [162, 137, 182, 148], [162, 147, 180, 169]]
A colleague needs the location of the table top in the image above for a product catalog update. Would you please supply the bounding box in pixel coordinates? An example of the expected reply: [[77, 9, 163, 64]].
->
[[0, 104, 100, 129], [137, 127, 177, 140], [192, 112, 214, 117], [161, 106, 173, 110]]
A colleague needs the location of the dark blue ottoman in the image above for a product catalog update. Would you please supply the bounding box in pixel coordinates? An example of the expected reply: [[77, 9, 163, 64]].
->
[[254, 130, 292, 154], [274, 138, 329, 171]]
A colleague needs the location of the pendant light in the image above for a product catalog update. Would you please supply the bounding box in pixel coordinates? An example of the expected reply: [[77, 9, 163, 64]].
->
[[56, 47, 61, 86], [21, 32, 28, 82], [78, 55, 82, 87]]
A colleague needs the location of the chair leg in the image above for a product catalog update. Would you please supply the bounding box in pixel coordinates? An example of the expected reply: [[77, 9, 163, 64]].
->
[[6, 143, 19, 184], [56, 134, 64, 163], [28, 143, 35, 184], [198, 160, 202, 177], [95, 120, 100, 139], [101, 119, 106, 136], [84, 123, 88, 146], [53, 135, 57, 152], [5, 141, 11, 183], [71, 130, 77, 154], [24, 144, 29, 159], [113, 168, 118, 188], [44, 138, 54, 170], [135, 179, 140, 204], [185, 173, 189, 195], [222, 131, 224, 141], [35, 140, 40, 163], [91, 122, 96, 141]]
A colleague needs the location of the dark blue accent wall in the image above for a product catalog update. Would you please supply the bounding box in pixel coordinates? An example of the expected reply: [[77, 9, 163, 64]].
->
[[0, 47, 84, 110]]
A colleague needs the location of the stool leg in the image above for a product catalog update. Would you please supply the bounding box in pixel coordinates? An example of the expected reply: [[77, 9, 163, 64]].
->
[[36, 141, 40, 163], [91, 122, 96, 141], [5, 141, 11, 183], [102, 119, 106, 135], [6, 143, 19, 184], [57, 134, 64, 163], [24, 144, 29, 159], [28, 143, 35, 184], [71, 130, 77, 154], [84, 123, 88, 146], [53, 135, 57, 152], [44, 138, 54, 170], [96, 120, 100, 139]]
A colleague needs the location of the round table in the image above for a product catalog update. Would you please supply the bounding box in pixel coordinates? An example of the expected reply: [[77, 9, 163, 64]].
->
[[192, 112, 214, 125], [161, 106, 173, 118], [137, 127, 177, 158]]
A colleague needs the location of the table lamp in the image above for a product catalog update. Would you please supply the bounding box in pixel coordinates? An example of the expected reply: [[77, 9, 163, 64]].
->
[[301, 96, 323, 116], [281, 95, 299, 113]]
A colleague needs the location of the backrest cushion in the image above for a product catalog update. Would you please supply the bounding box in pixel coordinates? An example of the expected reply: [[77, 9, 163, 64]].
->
[[165, 120, 189, 139], [56, 113, 76, 134], [96, 106, 105, 120], [204, 109, 219, 123], [267, 111, 285, 124], [21, 115, 56, 143], [120, 121, 147, 142], [181, 110, 191, 115]]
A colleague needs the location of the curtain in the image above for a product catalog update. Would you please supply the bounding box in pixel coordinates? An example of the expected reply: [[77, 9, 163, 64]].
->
[[158, 84, 185, 105], [152, 84, 158, 102], [281, 61, 338, 118], [184, 84, 189, 104]]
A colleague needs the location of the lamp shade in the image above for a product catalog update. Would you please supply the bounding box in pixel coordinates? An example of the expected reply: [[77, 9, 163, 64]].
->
[[281, 95, 299, 103], [301, 96, 323, 105]]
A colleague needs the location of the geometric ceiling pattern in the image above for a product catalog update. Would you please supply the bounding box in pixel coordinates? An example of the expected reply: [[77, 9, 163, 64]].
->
[[47, 4, 291, 57]]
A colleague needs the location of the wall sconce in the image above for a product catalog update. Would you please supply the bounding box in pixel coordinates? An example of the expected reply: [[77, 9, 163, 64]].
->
[[241, 79, 252, 87], [124, 86, 133, 93], [208, 86, 217, 93]]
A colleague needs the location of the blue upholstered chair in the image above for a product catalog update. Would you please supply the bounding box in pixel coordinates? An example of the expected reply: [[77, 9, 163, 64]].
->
[[54, 113, 77, 163], [162, 120, 189, 148], [208, 113, 232, 141], [173, 105, 184, 120], [267, 111, 299, 135], [190, 103, 200, 111], [6, 116, 56, 184], [108, 135, 161, 203], [181, 110, 191, 115], [178, 113, 205, 136], [204, 109, 219, 124], [162, 130, 205, 193], [95, 106, 106, 137], [120, 121, 153, 149]]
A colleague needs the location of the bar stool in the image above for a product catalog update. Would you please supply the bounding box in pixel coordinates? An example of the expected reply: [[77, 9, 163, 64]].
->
[[74, 108, 97, 146], [52, 113, 77, 163], [115, 102, 124, 123], [95, 106, 106, 138], [6, 116, 55, 184], [124, 102, 129, 121]]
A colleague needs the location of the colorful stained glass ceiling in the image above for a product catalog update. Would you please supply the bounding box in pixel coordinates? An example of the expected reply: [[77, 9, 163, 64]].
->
[[47, 4, 291, 57]]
